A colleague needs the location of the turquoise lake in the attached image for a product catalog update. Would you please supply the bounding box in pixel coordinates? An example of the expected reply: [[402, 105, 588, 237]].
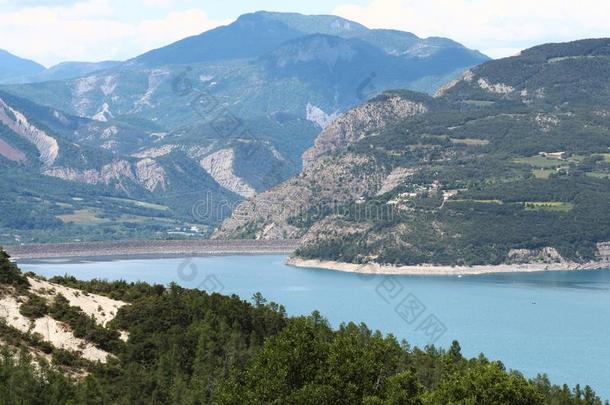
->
[[19, 254, 610, 399]]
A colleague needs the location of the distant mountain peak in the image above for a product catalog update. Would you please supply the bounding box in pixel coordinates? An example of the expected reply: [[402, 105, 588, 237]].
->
[[0, 49, 45, 83], [132, 10, 487, 68], [249, 10, 369, 37], [133, 12, 303, 66]]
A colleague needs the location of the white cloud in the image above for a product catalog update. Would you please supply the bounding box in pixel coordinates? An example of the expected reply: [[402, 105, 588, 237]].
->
[[139, 0, 176, 5], [333, 0, 610, 58], [0, 0, 226, 66]]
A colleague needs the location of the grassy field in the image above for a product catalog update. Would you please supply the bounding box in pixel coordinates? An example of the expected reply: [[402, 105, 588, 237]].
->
[[586, 171, 610, 179], [532, 169, 553, 179], [115, 214, 177, 224], [57, 209, 110, 225], [524, 201, 575, 212], [548, 55, 609, 63], [514, 156, 564, 168], [450, 138, 490, 146], [599, 153, 610, 163], [57, 208, 176, 226], [105, 197, 170, 211], [449, 199, 504, 205]]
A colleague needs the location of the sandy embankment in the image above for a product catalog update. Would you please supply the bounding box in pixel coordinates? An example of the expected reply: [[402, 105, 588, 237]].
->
[[27, 277, 127, 327], [286, 257, 610, 276], [0, 277, 128, 363]]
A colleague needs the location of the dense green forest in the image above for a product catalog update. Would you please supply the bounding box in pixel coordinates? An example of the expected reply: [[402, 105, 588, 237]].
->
[[0, 251, 606, 404]]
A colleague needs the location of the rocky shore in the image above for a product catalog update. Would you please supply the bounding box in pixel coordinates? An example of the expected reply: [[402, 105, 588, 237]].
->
[[286, 256, 610, 276]]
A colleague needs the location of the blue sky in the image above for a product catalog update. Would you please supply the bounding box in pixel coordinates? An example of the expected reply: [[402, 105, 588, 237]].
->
[[0, 0, 608, 66]]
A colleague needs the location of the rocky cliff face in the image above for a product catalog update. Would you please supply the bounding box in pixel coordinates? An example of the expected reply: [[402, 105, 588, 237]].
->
[[0, 96, 171, 194], [302, 91, 429, 167], [0, 97, 58, 167], [214, 91, 431, 239], [135, 158, 167, 192], [43, 157, 171, 193], [200, 148, 256, 198], [214, 152, 385, 239]]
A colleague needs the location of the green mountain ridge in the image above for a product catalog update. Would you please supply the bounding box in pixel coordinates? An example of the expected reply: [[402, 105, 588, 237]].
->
[[215, 38, 610, 267]]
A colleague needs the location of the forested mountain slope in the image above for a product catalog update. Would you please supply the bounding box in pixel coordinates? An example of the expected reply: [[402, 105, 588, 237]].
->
[[0, 11, 487, 234], [215, 38, 610, 267], [0, 250, 604, 403], [0, 91, 239, 244]]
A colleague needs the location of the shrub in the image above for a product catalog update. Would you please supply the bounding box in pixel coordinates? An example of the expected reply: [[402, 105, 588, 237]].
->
[[0, 250, 29, 290], [19, 295, 49, 319], [52, 348, 81, 367]]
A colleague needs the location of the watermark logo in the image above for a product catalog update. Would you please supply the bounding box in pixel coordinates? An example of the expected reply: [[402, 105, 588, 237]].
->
[[375, 277, 405, 303], [395, 293, 427, 325], [191, 198, 213, 223], [170, 67, 258, 160], [356, 71, 377, 101], [190, 91, 219, 116], [415, 314, 448, 343], [186, 191, 399, 225], [171, 67, 194, 97], [210, 109, 243, 138], [177, 257, 225, 294], [356, 263, 448, 344]]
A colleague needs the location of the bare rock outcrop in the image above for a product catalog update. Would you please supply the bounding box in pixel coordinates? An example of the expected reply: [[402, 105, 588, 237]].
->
[[214, 153, 385, 240], [0, 98, 59, 167], [136, 158, 167, 192], [43, 160, 137, 190], [200, 148, 256, 198], [302, 93, 428, 167], [0, 276, 128, 364], [214, 91, 428, 240]]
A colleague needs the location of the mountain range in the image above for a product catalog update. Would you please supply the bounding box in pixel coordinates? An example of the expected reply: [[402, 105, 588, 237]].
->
[[0, 11, 487, 243], [0, 49, 46, 83], [215, 38, 610, 268], [0, 50, 120, 84]]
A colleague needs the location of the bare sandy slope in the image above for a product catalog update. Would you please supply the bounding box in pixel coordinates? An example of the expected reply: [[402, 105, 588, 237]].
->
[[0, 295, 111, 362], [286, 257, 610, 276], [0, 277, 128, 363], [27, 277, 126, 327]]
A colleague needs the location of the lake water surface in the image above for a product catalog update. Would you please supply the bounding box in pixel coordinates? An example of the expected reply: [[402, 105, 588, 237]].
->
[[20, 255, 610, 399]]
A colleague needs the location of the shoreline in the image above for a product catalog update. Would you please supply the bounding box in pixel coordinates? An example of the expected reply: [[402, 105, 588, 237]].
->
[[6, 240, 609, 275], [4, 239, 299, 260], [286, 257, 610, 276]]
